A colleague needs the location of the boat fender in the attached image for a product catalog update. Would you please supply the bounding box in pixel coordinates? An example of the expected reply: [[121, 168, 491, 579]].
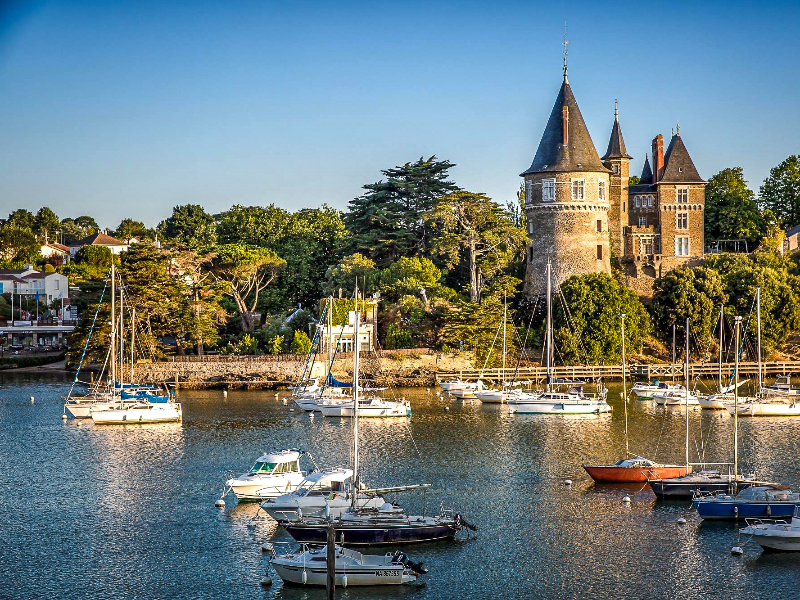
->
[[734, 507, 738, 517], [341, 574, 347, 588], [766, 505, 771, 517], [301, 570, 307, 585]]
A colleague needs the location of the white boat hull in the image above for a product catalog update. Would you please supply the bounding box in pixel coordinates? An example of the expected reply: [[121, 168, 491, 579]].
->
[[271, 547, 416, 586], [227, 473, 306, 501], [261, 494, 385, 522], [509, 400, 611, 414], [699, 395, 728, 410], [725, 402, 800, 417], [320, 403, 410, 418], [654, 393, 699, 406], [90, 403, 182, 424]]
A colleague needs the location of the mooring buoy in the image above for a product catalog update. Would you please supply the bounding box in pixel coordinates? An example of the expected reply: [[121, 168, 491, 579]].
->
[[215, 498, 225, 508], [731, 546, 743, 555], [623, 496, 631, 504], [61, 414, 67, 421], [30, 396, 35, 403], [564, 479, 572, 486], [677, 517, 687, 525], [260, 577, 273, 587], [261, 543, 274, 553]]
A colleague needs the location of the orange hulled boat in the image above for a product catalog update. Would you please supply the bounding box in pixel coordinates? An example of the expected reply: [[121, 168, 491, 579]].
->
[[583, 457, 690, 483]]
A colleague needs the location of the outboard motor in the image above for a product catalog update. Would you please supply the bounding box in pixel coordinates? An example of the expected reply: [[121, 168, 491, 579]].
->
[[455, 514, 478, 531]]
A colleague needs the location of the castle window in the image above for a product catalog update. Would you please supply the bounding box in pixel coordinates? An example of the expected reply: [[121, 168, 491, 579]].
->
[[598, 180, 606, 201], [677, 187, 689, 203], [528, 221, 533, 234], [623, 202, 626, 212], [528, 247, 533, 262], [640, 238, 653, 255], [634, 196, 641, 208], [571, 179, 585, 200], [596, 245, 603, 260], [596, 220, 602, 232], [676, 212, 688, 229], [613, 164, 619, 174], [638, 216, 647, 227], [647, 195, 654, 207], [675, 236, 690, 256], [542, 178, 555, 202], [525, 180, 533, 205]]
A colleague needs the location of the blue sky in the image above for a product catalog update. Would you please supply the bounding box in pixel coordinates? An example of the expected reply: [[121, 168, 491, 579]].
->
[[1, 0, 798, 229]]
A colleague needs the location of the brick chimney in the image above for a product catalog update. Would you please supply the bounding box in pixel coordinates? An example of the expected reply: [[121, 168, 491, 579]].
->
[[652, 135, 664, 182]]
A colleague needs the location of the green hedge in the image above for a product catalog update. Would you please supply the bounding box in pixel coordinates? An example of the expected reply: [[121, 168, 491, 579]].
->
[[0, 351, 67, 369]]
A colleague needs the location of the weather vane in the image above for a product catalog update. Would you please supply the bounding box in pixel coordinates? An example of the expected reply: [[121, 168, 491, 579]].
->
[[563, 22, 569, 82]]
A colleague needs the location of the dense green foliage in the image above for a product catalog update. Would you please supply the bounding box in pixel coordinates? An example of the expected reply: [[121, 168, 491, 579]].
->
[[553, 274, 650, 364], [158, 204, 217, 249], [704, 167, 764, 244], [0, 227, 40, 266], [759, 155, 800, 229], [74, 245, 114, 267], [344, 156, 458, 267]]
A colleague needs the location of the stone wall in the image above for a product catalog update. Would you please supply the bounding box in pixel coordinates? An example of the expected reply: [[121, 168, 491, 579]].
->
[[132, 352, 476, 389], [524, 170, 612, 296]]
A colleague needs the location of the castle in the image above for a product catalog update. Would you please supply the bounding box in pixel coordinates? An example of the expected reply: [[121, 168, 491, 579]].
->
[[522, 67, 706, 297]]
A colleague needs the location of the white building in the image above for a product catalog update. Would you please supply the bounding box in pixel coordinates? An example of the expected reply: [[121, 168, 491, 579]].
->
[[68, 232, 129, 258], [319, 302, 378, 353]]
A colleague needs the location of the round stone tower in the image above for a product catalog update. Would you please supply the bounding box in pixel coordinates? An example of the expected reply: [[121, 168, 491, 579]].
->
[[522, 72, 612, 297]]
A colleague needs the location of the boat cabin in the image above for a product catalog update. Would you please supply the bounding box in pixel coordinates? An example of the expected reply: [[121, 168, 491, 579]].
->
[[249, 451, 301, 475], [294, 468, 353, 496], [613, 457, 656, 468]]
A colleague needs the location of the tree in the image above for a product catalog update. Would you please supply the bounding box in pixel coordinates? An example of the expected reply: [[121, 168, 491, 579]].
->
[[5, 209, 34, 231], [218, 204, 349, 311], [323, 253, 377, 297], [628, 175, 640, 186], [379, 256, 445, 302], [650, 266, 727, 345], [33, 207, 60, 240], [114, 218, 148, 241], [553, 273, 650, 364], [158, 204, 217, 248], [705, 167, 764, 244], [427, 191, 528, 302], [760, 155, 800, 229], [210, 244, 286, 332], [74, 215, 99, 233], [344, 156, 458, 266], [0, 227, 40, 265], [290, 330, 312, 355], [75, 245, 114, 267]]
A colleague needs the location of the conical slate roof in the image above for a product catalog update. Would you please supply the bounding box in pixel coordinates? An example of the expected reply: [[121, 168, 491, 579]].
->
[[601, 117, 632, 160], [522, 80, 608, 175], [661, 133, 705, 183], [639, 155, 653, 184]]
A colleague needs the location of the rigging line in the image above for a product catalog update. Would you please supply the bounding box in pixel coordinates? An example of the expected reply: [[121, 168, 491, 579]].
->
[[512, 297, 540, 384], [66, 269, 111, 401], [478, 314, 505, 379], [557, 287, 589, 364]]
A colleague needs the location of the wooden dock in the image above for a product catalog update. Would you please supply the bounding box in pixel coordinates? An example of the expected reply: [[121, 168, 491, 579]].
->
[[436, 361, 800, 383]]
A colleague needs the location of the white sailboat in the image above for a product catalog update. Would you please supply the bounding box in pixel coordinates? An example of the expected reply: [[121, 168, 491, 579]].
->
[[508, 261, 611, 415]]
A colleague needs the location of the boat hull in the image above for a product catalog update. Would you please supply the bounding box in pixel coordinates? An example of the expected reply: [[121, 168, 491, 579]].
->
[[227, 474, 306, 501], [320, 405, 410, 418], [693, 500, 800, 520], [90, 404, 182, 424], [509, 401, 610, 414], [648, 476, 756, 499], [748, 532, 800, 551], [272, 562, 414, 586], [725, 402, 800, 417], [284, 522, 457, 546], [583, 465, 688, 483]]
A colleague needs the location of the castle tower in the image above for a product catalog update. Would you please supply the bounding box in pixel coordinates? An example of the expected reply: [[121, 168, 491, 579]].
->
[[522, 72, 611, 297], [601, 101, 632, 258]]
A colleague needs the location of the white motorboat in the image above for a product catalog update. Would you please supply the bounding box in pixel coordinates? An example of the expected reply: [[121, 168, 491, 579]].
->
[[508, 390, 611, 414], [439, 378, 470, 392], [741, 506, 800, 551], [725, 400, 800, 417], [90, 401, 182, 424], [475, 386, 525, 403], [225, 450, 306, 501], [763, 375, 800, 398], [269, 544, 422, 586], [654, 390, 700, 406], [320, 396, 411, 418], [631, 381, 684, 400], [260, 468, 385, 522], [294, 391, 351, 412], [699, 393, 730, 410], [447, 381, 483, 399]]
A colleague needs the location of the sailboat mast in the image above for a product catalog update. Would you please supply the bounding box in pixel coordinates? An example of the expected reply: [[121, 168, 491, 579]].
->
[[546, 261, 552, 393], [672, 323, 676, 385], [718, 304, 724, 392], [502, 295, 507, 389], [110, 263, 116, 392], [756, 287, 762, 392], [352, 284, 361, 506], [131, 307, 135, 383], [621, 313, 628, 456], [119, 282, 124, 385], [734, 315, 741, 483], [684, 317, 690, 471]]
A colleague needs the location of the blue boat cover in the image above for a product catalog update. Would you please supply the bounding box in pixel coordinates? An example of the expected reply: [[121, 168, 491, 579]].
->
[[326, 373, 353, 388]]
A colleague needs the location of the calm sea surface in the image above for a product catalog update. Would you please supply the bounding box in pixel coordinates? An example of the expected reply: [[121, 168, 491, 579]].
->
[[2, 372, 800, 599]]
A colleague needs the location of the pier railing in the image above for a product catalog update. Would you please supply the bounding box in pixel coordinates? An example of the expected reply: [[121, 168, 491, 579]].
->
[[436, 361, 800, 383]]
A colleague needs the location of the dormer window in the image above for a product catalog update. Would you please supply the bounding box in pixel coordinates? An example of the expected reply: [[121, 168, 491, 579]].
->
[[571, 179, 585, 200], [613, 164, 619, 175], [598, 180, 606, 201], [542, 179, 555, 202]]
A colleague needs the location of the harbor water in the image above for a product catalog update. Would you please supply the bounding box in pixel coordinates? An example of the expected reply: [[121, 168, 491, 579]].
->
[[2, 372, 800, 599]]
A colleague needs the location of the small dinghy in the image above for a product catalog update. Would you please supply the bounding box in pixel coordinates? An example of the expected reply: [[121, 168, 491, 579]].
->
[[741, 506, 800, 551], [269, 544, 424, 586]]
